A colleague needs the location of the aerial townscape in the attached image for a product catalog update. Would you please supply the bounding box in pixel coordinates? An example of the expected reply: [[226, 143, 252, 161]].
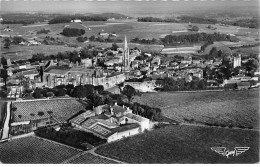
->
[[0, 0, 259, 164]]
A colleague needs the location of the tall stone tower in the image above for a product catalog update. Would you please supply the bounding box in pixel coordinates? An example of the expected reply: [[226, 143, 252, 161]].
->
[[123, 35, 130, 69], [233, 54, 241, 68]]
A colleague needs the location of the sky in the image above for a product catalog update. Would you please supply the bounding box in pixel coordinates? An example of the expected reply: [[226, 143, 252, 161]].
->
[[0, 0, 259, 17]]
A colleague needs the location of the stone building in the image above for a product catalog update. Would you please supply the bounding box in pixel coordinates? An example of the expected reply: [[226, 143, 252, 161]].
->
[[43, 65, 125, 89]]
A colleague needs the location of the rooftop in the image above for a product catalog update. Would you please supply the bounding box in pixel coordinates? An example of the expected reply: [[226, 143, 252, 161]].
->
[[125, 113, 149, 122]]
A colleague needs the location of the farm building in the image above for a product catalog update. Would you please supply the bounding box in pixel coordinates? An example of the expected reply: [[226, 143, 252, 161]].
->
[[9, 98, 85, 136], [70, 103, 150, 143], [71, 19, 82, 23], [237, 82, 250, 90]]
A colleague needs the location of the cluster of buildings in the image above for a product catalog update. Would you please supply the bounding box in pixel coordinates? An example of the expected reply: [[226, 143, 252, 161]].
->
[[5, 97, 150, 143], [70, 102, 149, 142], [2, 36, 259, 98]]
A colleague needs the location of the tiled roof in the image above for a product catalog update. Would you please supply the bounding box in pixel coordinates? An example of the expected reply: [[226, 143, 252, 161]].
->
[[95, 119, 118, 128], [112, 123, 140, 133], [21, 70, 38, 75], [12, 98, 85, 123], [45, 69, 69, 75], [125, 113, 149, 123]]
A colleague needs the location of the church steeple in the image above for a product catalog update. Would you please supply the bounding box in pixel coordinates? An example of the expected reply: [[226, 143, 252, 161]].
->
[[124, 35, 128, 50], [123, 35, 129, 70]]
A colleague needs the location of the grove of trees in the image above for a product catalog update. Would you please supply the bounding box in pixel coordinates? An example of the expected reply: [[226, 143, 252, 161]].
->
[[61, 28, 85, 37], [155, 77, 208, 91], [130, 32, 238, 46]]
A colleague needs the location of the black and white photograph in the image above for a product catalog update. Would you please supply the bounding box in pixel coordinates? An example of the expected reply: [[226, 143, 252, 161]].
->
[[0, 0, 259, 164]]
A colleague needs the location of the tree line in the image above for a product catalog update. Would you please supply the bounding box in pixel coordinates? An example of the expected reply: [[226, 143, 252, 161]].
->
[[223, 18, 259, 29], [155, 77, 208, 91], [30, 46, 99, 63], [130, 32, 239, 46], [137, 16, 217, 24], [35, 126, 106, 150], [48, 15, 108, 24]]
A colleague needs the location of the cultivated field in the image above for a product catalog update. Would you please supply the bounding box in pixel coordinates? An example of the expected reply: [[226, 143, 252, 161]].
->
[[0, 44, 80, 61], [0, 136, 81, 163], [2, 19, 258, 42], [96, 124, 259, 163], [133, 90, 259, 129], [67, 152, 118, 164], [232, 46, 260, 56], [1, 20, 258, 60]]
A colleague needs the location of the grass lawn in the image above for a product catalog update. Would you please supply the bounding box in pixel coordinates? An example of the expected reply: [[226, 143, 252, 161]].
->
[[95, 125, 259, 163], [0, 136, 81, 163], [133, 90, 259, 129]]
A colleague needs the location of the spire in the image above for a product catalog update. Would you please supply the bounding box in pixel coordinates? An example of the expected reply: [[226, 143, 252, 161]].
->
[[124, 35, 128, 50]]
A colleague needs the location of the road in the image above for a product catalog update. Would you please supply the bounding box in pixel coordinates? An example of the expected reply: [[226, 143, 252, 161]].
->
[[0, 101, 11, 141], [22, 24, 48, 28]]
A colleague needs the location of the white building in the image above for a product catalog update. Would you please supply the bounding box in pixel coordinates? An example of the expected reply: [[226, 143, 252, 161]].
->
[[71, 19, 82, 23]]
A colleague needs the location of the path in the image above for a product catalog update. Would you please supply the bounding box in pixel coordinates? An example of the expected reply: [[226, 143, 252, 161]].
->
[[88, 147, 126, 164], [179, 122, 260, 132], [0, 101, 11, 141]]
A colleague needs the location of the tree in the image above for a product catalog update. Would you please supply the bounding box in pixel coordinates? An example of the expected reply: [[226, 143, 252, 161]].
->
[[33, 89, 43, 98], [31, 53, 45, 62], [84, 84, 95, 98], [39, 66, 44, 82], [192, 26, 199, 31], [209, 47, 218, 58], [56, 88, 66, 97], [46, 91, 55, 97], [122, 85, 136, 103], [0, 69, 8, 88], [88, 94, 104, 108], [89, 35, 95, 41], [0, 89, 7, 98], [38, 111, 45, 116], [95, 85, 104, 94], [111, 43, 119, 51], [12, 36, 25, 44], [76, 36, 85, 42], [1, 57, 7, 67], [103, 95, 113, 105], [4, 37, 11, 49], [73, 85, 87, 99]]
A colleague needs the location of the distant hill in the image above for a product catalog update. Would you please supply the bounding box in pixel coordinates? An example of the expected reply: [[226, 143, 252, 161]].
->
[[90, 13, 131, 20]]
